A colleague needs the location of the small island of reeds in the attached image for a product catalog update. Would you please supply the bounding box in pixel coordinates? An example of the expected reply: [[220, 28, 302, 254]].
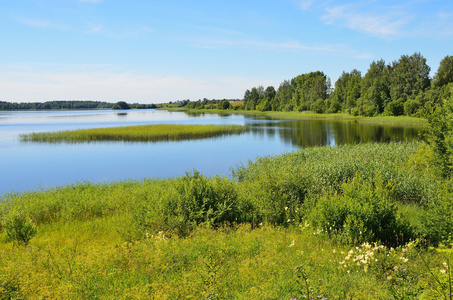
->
[[19, 124, 248, 143]]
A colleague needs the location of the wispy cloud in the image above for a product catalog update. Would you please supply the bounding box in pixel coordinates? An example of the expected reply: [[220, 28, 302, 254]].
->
[[190, 36, 373, 60], [14, 17, 51, 28], [321, 3, 411, 38], [299, 0, 315, 11]]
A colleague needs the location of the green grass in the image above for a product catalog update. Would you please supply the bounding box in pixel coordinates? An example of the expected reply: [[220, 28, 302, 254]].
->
[[165, 107, 428, 125], [19, 124, 248, 143], [1, 141, 453, 298]]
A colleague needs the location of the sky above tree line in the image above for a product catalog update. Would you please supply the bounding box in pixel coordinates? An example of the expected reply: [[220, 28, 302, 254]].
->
[[1, 0, 452, 104]]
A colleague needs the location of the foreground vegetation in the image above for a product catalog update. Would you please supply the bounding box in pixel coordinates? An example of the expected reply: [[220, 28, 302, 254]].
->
[[19, 124, 248, 143], [2, 139, 453, 298]]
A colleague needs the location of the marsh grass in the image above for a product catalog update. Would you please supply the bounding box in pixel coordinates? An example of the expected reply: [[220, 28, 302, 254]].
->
[[19, 124, 248, 143]]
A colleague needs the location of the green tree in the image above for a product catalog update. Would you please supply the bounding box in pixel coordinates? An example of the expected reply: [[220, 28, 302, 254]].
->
[[291, 71, 328, 111], [112, 101, 131, 110], [257, 86, 276, 111], [360, 60, 390, 115], [274, 80, 294, 111], [388, 52, 431, 102], [423, 85, 453, 178], [217, 99, 231, 110], [331, 70, 362, 114], [433, 55, 453, 88], [244, 86, 264, 110]]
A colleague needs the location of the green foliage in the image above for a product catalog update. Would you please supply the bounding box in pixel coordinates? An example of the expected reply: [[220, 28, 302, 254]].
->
[[310, 98, 327, 113], [308, 174, 413, 246], [216, 99, 231, 110], [433, 55, 453, 88], [20, 124, 248, 143], [0, 100, 114, 110], [2, 211, 37, 245], [111, 101, 131, 110], [384, 98, 405, 116], [423, 106, 453, 178], [422, 180, 453, 246], [133, 170, 240, 236]]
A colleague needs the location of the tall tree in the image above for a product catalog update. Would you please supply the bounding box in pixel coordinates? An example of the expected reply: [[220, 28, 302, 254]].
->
[[389, 52, 431, 102], [360, 60, 390, 115], [275, 80, 294, 111], [433, 55, 453, 88], [291, 71, 328, 111], [331, 70, 362, 114]]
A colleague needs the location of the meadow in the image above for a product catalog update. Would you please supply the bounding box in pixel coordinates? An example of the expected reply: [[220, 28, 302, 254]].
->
[[2, 141, 453, 298], [19, 124, 248, 143]]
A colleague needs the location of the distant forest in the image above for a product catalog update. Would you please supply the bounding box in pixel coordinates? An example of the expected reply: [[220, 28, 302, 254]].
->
[[177, 52, 453, 118], [0, 100, 157, 111]]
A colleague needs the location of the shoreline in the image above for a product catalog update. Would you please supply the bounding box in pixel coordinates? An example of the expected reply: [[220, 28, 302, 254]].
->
[[161, 107, 428, 126]]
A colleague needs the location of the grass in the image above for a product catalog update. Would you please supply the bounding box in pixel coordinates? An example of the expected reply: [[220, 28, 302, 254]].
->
[[1, 141, 453, 298], [19, 124, 248, 143], [164, 107, 428, 126]]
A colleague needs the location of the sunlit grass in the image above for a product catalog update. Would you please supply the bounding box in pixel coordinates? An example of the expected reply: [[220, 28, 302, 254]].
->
[[164, 107, 428, 125], [19, 124, 248, 143]]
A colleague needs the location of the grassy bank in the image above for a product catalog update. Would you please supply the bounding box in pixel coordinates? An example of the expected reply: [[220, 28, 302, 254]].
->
[[1, 142, 453, 298], [19, 124, 248, 143], [163, 107, 428, 126]]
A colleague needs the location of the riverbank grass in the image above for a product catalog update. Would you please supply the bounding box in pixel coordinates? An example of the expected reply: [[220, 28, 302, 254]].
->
[[163, 107, 427, 125], [19, 124, 247, 142]]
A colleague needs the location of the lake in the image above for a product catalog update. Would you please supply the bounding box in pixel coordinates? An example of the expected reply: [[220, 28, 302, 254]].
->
[[0, 109, 421, 196]]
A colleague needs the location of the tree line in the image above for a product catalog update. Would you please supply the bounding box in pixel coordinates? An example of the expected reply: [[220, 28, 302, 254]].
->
[[242, 52, 453, 117], [176, 52, 452, 117], [0, 100, 157, 111]]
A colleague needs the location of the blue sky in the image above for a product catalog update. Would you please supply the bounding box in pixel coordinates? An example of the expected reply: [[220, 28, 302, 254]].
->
[[1, 0, 452, 103]]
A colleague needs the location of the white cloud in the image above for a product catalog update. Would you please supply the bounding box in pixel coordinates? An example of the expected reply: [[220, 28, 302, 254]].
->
[[321, 3, 410, 38], [14, 17, 51, 28], [299, 0, 315, 10], [191, 37, 373, 60]]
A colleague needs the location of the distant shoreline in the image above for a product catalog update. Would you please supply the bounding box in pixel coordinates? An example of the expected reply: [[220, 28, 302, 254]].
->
[[162, 107, 428, 126]]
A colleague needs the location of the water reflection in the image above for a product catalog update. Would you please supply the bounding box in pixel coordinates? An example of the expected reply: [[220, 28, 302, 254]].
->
[[249, 120, 421, 147]]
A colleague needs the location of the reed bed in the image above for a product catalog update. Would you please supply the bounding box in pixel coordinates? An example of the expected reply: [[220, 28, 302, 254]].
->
[[19, 124, 248, 143]]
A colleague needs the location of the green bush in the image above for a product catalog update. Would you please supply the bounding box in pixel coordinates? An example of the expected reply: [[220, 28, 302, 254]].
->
[[422, 179, 453, 245], [308, 174, 414, 246], [3, 211, 37, 245], [134, 170, 241, 236]]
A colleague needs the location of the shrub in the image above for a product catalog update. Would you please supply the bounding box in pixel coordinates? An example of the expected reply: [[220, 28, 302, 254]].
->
[[422, 179, 453, 245], [134, 170, 241, 236], [3, 211, 37, 245], [308, 174, 414, 246]]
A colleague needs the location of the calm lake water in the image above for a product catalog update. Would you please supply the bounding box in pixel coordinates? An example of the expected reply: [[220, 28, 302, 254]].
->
[[0, 109, 422, 196]]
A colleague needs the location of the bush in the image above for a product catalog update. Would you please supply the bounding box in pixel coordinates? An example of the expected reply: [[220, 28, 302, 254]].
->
[[384, 99, 405, 116], [133, 170, 241, 236], [422, 179, 453, 245], [308, 174, 414, 246], [3, 211, 37, 245]]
